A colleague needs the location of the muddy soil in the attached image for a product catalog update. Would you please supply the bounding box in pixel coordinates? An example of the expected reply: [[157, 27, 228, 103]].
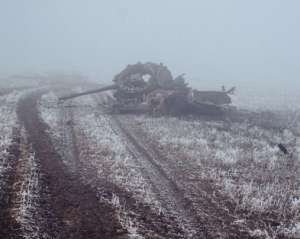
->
[[5, 90, 125, 239]]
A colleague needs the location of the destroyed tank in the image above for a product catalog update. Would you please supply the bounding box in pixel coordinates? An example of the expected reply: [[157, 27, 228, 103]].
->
[[59, 62, 235, 116]]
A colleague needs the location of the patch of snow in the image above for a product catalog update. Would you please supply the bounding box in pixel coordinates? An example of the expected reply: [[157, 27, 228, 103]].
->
[[11, 128, 44, 239], [74, 100, 160, 208], [0, 90, 24, 192], [132, 114, 300, 232], [110, 193, 144, 239], [39, 92, 60, 137]]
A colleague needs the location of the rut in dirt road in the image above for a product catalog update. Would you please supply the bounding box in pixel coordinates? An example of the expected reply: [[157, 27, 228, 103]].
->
[[16, 91, 126, 239], [111, 115, 207, 238], [117, 115, 255, 239], [56, 94, 188, 239], [89, 94, 205, 239]]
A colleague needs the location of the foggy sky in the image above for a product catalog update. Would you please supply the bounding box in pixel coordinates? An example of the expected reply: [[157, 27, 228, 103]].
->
[[1, 0, 300, 85]]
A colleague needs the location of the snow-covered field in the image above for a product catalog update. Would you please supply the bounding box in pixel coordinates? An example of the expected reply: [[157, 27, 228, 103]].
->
[[10, 128, 43, 239], [37, 86, 300, 238], [39, 92, 167, 238], [73, 96, 160, 206], [39, 93, 159, 206], [0, 88, 48, 238], [127, 113, 300, 237], [0, 91, 24, 193]]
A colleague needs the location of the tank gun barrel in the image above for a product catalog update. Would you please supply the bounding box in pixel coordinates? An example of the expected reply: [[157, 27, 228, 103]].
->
[[59, 85, 117, 101]]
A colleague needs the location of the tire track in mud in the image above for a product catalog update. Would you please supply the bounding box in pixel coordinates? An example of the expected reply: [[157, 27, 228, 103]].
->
[[8, 127, 50, 239], [119, 115, 260, 239], [121, 113, 297, 239], [109, 115, 206, 238], [90, 93, 204, 238], [61, 94, 187, 238], [17, 90, 126, 239], [0, 114, 52, 238]]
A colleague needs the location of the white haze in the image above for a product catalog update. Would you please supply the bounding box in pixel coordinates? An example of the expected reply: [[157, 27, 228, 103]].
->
[[0, 0, 300, 109]]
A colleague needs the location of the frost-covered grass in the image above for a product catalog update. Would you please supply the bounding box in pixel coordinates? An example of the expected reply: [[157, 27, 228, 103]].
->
[[0, 91, 24, 192], [0, 89, 45, 238], [109, 193, 144, 239], [38, 87, 299, 237], [39, 92, 162, 236], [39, 91, 158, 206], [10, 128, 43, 239], [72, 96, 160, 209], [38, 91, 70, 165], [39, 92, 61, 138], [131, 114, 300, 237], [39, 92, 59, 128]]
